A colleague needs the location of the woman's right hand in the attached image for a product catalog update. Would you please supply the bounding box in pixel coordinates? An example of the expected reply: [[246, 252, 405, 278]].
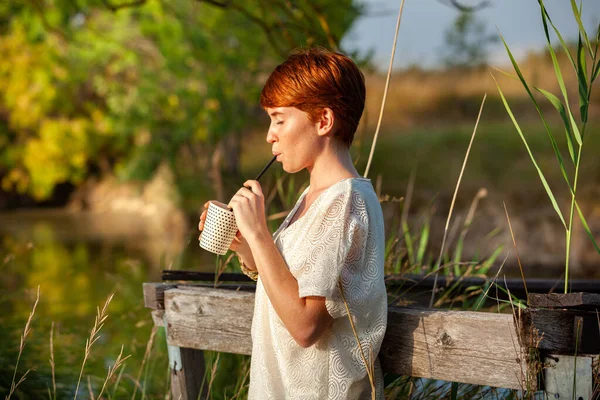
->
[[198, 201, 257, 269]]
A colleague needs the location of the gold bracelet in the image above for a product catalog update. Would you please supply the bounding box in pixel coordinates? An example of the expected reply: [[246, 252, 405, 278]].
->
[[238, 255, 259, 281]]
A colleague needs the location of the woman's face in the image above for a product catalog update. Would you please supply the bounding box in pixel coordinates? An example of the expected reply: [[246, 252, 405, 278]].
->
[[265, 107, 323, 173]]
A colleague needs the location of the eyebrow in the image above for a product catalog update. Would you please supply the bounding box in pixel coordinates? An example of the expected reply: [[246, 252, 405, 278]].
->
[[269, 111, 284, 117]]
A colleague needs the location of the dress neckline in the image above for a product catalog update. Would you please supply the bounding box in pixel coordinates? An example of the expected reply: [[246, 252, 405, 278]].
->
[[278, 177, 370, 236]]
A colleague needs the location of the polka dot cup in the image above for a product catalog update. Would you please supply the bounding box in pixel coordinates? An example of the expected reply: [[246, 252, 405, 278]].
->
[[199, 201, 238, 255]]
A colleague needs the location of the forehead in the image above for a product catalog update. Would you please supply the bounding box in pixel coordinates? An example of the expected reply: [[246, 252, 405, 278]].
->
[[266, 106, 296, 117]]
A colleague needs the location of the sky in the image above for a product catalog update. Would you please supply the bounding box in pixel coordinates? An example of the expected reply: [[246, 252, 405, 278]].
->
[[342, 0, 600, 70]]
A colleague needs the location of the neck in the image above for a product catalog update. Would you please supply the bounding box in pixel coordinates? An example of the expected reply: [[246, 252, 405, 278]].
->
[[306, 141, 360, 192]]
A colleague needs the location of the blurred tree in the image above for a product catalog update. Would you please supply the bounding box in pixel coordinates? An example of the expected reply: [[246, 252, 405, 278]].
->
[[441, 10, 498, 69], [0, 0, 364, 202], [437, 0, 491, 13]]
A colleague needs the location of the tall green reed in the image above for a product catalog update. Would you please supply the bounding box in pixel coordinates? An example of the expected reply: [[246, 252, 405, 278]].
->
[[494, 0, 600, 293]]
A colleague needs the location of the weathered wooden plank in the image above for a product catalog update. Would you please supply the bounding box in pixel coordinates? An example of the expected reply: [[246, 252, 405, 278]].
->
[[162, 270, 254, 282], [520, 309, 578, 353], [144, 282, 256, 310], [379, 307, 529, 390], [520, 309, 600, 354], [170, 347, 207, 400], [529, 292, 600, 310], [162, 287, 530, 389], [144, 283, 178, 310], [164, 287, 254, 355]]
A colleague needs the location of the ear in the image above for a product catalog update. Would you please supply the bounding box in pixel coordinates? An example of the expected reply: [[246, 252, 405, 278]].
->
[[316, 108, 335, 137]]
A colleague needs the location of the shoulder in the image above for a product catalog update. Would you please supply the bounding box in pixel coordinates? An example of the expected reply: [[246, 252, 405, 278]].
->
[[316, 178, 380, 223], [318, 177, 375, 202]]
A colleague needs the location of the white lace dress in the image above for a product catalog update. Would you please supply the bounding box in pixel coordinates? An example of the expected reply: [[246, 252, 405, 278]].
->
[[248, 177, 388, 400]]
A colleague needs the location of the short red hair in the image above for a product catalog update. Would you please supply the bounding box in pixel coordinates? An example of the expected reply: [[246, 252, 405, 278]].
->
[[260, 47, 366, 147]]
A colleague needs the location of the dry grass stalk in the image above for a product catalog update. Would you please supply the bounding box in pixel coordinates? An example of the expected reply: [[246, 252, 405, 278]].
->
[[363, 0, 406, 178], [74, 292, 115, 400], [97, 345, 131, 399], [131, 325, 158, 400], [504, 275, 540, 395], [6, 371, 31, 400], [5, 285, 40, 400], [454, 187, 488, 253], [214, 252, 235, 287], [474, 253, 508, 310], [207, 352, 221, 396], [337, 279, 376, 400], [110, 360, 127, 399], [503, 202, 529, 301], [503, 276, 527, 391], [400, 169, 415, 229], [429, 94, 487, 308], [87, 376, 95, 400], [49, 321, 56, 400]]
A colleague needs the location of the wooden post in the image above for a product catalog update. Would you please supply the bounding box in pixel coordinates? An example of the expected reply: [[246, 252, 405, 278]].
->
[[157, 303, 208, 400], [543, 354, 594, 400], [168, 344, 206, 400], [527, 292, 600, 398]]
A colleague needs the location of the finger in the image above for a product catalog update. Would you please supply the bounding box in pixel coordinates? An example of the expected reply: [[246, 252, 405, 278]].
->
[[235, 187, 255, 200], [227, 194, 249, 210], [201, 201, 210, 213], [244, 180, 263, 197], [198, 212, 207, 230]]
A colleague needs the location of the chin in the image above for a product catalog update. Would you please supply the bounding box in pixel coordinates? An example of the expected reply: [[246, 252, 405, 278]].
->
[[282, 164, 301, 174]]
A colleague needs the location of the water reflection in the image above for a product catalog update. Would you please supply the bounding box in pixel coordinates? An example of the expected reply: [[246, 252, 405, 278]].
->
[[0, 209, 217, 399]]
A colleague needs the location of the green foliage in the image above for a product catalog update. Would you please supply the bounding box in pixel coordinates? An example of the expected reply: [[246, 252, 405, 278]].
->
[[0, 0, 363, 201], [495, 0, 600, 292]]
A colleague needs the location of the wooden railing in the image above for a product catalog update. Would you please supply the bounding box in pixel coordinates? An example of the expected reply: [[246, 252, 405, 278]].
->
[[143, 283, 599, 400]]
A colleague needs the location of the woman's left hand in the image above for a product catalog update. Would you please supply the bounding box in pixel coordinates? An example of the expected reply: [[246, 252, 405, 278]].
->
[[228, 180, 269, 243]]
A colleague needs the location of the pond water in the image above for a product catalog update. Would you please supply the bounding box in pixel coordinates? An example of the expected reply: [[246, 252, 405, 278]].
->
[[0, 209, 219, 399]]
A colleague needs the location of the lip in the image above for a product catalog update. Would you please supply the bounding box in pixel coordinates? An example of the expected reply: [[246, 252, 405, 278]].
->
[[272, 151, 281, 160]]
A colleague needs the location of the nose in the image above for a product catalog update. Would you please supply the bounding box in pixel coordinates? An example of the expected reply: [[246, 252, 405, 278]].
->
[[266, 127, 276, 144]]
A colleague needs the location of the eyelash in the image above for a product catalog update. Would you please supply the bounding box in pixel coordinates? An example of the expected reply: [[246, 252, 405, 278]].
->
[[276, 121, 283, 125]]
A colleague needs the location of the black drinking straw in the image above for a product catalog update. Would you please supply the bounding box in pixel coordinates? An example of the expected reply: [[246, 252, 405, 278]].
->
[[254, 155, 277, 181]]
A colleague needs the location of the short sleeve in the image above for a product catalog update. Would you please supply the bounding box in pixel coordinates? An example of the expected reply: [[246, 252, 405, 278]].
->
[[294, 192, 368, 301]]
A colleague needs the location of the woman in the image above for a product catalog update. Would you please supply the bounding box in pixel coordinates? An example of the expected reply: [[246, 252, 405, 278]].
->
[[199, 48, 387, 399]]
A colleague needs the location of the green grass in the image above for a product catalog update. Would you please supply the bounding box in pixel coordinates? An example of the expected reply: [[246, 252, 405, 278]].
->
[[356, 120, 600, 201]]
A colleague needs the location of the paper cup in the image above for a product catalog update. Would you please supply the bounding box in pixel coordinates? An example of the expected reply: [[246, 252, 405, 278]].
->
[[199, 202, 238, 255]]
